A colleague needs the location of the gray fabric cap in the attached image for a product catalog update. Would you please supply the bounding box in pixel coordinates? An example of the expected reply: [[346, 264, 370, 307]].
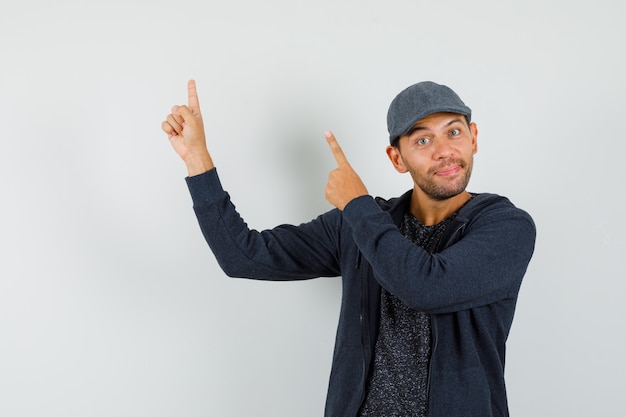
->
[[387, 81, 471, 145]]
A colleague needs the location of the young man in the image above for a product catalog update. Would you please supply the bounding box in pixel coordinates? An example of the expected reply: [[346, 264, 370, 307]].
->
[[162, 80, 536, 417]]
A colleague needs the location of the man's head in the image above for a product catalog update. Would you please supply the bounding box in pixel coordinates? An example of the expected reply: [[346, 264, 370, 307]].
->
[[387, 81, 471, 147], [385, 82, 477, 202]]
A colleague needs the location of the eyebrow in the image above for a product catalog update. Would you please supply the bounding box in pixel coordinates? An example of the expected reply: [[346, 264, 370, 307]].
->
[[405, 118, 465, 137]]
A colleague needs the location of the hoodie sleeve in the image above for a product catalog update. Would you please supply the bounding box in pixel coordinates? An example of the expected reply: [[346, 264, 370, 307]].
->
[[185, 169, 342, 280], [341, 194, 536, 314]]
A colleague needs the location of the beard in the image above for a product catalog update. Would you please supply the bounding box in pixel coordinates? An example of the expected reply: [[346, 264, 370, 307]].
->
[[406, 157, 473, 201]]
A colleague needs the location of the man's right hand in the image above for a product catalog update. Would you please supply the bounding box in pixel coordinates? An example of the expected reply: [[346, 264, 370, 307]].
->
[[162, 80, 215, 176]]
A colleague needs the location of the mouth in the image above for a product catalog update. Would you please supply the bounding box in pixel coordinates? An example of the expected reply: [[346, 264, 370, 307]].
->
[[435, 165, 462, 176], [431, 160, 465, 177]]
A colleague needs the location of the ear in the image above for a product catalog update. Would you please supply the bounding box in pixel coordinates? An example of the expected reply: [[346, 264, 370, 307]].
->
[[470, 122, 478, 155], [386, 144, 409, 173]]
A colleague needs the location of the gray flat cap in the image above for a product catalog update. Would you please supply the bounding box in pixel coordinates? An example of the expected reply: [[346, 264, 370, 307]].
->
[[387, 81, 471, 145]]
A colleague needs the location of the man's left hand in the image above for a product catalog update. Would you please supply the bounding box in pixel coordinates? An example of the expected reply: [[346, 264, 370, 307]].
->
[[324, 131, 368, 210]]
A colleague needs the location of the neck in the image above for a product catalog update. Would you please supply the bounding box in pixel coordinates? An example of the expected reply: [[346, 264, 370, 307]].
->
[[409, 189, 472, 226]]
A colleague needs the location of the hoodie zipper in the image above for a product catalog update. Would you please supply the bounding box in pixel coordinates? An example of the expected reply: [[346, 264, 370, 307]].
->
[[356, 250, 368, 417], [425, 221, 466, 413], [425, 315, 438, 415]]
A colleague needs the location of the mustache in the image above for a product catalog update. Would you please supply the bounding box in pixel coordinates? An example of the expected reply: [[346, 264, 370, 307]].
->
[[428, 158, 466, 175]]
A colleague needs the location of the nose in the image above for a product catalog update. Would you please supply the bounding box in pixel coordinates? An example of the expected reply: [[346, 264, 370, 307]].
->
[[432, 139, 455, 159]]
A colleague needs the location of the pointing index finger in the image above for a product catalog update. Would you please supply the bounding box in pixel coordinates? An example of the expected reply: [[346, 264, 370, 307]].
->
[[187, 79, 200, 110], [325, 130, 350, 166]]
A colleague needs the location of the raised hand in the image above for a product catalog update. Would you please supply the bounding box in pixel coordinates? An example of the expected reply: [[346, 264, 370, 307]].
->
[[162, 80, 214, 176], [324, 131, 368, 210]]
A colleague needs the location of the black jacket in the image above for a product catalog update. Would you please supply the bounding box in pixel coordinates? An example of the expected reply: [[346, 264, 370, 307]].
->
[[186, 169, 536, 417]]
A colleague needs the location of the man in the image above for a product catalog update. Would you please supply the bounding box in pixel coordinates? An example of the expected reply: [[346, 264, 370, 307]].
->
[[162, 80, 536, 417]]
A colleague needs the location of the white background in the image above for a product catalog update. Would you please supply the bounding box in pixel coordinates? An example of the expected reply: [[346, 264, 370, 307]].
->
[[1, 0, 624, 416]]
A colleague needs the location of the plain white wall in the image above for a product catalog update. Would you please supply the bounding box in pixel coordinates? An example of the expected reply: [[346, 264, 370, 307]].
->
[[1, 0, 624, 416]]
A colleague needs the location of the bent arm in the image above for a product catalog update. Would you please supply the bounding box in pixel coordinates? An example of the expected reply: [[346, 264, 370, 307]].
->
[[186, 169, 343, 280], [342, 195, 536, 314]]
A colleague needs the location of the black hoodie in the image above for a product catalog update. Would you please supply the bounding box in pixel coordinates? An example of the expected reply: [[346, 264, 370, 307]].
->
[[186, 168, 536, 417]]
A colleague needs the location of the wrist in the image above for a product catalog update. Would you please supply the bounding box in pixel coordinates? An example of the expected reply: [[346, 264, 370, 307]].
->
[[184, 152, 215, 177]]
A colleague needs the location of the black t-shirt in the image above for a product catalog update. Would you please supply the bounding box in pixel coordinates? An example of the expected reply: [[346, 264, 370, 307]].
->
[[358, 212, 456, 417]]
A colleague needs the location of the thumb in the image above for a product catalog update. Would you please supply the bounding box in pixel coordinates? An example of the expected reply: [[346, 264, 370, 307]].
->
[[173, 105, 196, 123]]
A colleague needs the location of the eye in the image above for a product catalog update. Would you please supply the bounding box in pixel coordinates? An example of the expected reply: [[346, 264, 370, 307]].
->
[[417, 137, 430, 146], [449, 128, 460, 136]]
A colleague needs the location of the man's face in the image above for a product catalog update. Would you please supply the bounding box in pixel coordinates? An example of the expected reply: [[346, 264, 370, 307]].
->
[[387, 112, 478, 201]]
